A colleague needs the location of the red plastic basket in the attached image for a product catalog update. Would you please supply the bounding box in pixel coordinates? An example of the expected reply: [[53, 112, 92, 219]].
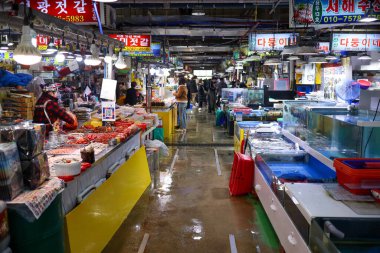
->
[[334, 158, 380, 195]]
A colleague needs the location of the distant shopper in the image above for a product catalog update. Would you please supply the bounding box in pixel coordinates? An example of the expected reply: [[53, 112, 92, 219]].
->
[[174, 78, 188, 132], [198, 81, 207, 111], [125, 81, 138, 106], [208, 78, 217, 113], [216, 77, 227, 107], [189, 76, 198, 106]]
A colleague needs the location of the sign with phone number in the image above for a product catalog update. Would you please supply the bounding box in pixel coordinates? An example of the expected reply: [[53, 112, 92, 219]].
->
[[290, 0, 380, 26]]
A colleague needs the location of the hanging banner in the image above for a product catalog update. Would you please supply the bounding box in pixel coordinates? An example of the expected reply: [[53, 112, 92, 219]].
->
[[290, 0, 380, 27], [108, 34, 151, 52], [36, 35, 62, 51], [332, 33, 380, 51], [27, 0, 101, 24], [249, 33, 298, 51]]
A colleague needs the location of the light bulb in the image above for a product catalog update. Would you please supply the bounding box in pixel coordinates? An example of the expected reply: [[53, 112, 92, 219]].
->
[[114, 52, 127, 69], [55, 53, 66, 63], [13, 26, 42, 65]]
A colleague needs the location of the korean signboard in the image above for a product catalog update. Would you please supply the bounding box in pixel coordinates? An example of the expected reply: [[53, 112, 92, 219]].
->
[[249, 33, 298, 51], [108, 34, 151, 52], [36, 35, 62, 51], [27, 0, 100, 24], [290, 0, 380, 26], [317, 42, 330, 53], [332, 33, 380, 51], [124, 42, 161, 57]]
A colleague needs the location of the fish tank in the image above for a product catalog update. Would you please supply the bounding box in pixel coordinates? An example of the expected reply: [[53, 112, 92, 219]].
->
[[283, 100, 380, 158], [309, 217, 380, 253], [221, 88, 246, 103], [242, 89, 265, 107]]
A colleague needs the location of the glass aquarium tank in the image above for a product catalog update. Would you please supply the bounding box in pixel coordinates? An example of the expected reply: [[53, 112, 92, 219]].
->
[[283, 100, 380, 158], [242, 89, 264, 107], [221, 88, 246, 103]]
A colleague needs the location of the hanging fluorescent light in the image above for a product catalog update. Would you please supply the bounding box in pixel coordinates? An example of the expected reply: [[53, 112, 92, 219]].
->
[[66, 53, 75, 60], [76, 55, 83, 62], [358, 53, 372, 60], [13, 26, 42, 65], [192, 6, 205, 16], [288, 55, 300, 60], [325, 53, 338, 60], [295, 46, 318, 55], [281, 45, 296, 55], [264, 58, 282, 65], [309, 56, 327, 63], [359, 8, 379, 22], [114, 52, 127, 69]]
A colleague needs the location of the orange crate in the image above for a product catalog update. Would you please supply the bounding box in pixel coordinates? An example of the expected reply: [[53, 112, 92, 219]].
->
[[334, 158, 380, 195]]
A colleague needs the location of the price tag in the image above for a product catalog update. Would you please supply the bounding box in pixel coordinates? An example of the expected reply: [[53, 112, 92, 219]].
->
[[68, 60, 79, 71], [102, 101, 116, 122], [100, 79, 117, 101], [84, 86, 92, 96]]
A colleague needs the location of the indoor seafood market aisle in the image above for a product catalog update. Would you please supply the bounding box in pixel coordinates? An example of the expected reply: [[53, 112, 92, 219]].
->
[[103, 110, 280, 253]]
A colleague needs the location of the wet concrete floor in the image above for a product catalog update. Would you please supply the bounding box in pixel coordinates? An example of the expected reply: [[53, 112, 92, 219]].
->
[[103, 109, 280, 253]]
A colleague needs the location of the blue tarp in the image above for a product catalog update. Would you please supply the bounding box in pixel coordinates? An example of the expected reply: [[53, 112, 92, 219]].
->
[[0, 70, 33, 87]]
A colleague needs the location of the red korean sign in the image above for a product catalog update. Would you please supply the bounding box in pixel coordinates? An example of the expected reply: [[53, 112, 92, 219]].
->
[[108, 34, 152, 52], [332, 33, 380, 51], [27, 0, 99, 24], [249, 33, 298, 51], [317, 42, 330, 54], [36, 35, 62, 51]]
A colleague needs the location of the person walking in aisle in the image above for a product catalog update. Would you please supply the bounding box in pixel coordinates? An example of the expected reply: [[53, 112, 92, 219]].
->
[[174, 78, 188, 133], [197, 80, 207, 111], [216, 77, 227, 107], [189, 76, 198, 107], [208, 77, 217, 113]]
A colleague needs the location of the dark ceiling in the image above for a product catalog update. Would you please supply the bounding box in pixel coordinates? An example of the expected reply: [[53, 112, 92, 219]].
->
[[106, 1, 378, 70]]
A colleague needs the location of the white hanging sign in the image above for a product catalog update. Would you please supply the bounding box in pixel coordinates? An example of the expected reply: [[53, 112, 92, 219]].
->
[[100, 79, 117, 101]]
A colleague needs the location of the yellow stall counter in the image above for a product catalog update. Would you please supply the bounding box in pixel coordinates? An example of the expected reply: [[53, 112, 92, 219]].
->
[[65, 146, 151, 253], [152, 103, 177, 141]]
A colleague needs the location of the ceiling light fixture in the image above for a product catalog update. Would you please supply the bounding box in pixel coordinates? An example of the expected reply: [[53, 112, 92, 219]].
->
[[192, 3, 205, 16], [76, 55, 83, 62], [288, 55, 300, 60], [264, 58, 282, 65], [13, 26, 42, 65], [359, 4, 379, 22], [309, 56, 327, 63], [55, 52, 66, 63], [84, 41, 101, 66], [295, 46, 319, 55], [114, 52, 127, 69], [358, 53, 372, 60], [325, 54, 338, 60]]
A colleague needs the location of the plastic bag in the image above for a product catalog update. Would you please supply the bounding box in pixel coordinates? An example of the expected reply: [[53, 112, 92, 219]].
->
[[144, 140, 169, 157], [20, 152, 50, 190]]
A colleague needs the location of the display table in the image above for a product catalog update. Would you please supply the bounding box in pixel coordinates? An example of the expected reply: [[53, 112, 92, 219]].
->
[[151, 102, 177, 140]]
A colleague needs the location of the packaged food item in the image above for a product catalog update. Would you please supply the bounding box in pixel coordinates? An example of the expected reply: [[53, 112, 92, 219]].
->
[[80, 146, 95, 163], [20, 153, 50, 190], [0, 143, 24, 201], [0, 123, 46, 160]]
